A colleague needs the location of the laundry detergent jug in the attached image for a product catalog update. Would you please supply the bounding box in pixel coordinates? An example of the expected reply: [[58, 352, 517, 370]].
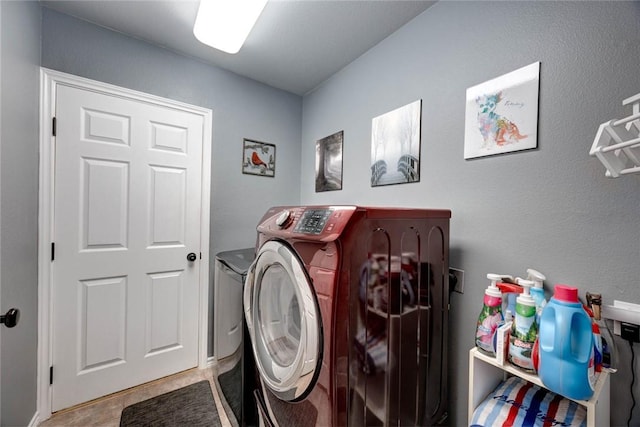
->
[[538, 284, 595, 400]]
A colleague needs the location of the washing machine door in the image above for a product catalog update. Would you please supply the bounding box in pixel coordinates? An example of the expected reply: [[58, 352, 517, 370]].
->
[[244, 240, 322, 402]]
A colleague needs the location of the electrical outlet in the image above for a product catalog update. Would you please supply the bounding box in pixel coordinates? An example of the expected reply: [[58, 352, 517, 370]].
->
[[602, 300, 640, 336], [450, 268, 464, 294]]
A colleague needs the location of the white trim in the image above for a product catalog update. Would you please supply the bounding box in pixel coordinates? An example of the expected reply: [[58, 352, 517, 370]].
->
[[0, 4, 3, 425], [37, 67, 55, 421], [37, 68, 213, 420], [207, 356, 217, 368], [199, 99, 213, 370], [27, 411, 40, 427]]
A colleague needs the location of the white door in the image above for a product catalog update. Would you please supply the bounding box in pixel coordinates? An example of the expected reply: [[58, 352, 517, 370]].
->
[[51, 83, 204, 411]]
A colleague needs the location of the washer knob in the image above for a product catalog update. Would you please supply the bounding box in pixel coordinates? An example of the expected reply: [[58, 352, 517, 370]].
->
[[276, 210, 292, 228]]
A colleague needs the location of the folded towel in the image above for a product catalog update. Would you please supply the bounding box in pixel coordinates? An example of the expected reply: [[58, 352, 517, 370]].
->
[[470, 376, 586, 427], [354, 328, 387, 374]]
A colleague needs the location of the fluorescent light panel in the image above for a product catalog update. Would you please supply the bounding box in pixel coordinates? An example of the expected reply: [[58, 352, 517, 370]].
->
[[193, 0, 268, 54]]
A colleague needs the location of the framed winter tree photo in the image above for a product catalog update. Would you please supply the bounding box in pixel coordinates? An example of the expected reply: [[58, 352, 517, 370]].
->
[[370, 100, 422, 187]]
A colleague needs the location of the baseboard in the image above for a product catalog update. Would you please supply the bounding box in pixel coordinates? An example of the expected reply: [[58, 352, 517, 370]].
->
[[207, 356, 217, 368], [28, 411, 41, 427]]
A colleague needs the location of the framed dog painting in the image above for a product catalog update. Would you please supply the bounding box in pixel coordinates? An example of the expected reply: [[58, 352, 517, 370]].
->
[[464, 62, 540, 159]]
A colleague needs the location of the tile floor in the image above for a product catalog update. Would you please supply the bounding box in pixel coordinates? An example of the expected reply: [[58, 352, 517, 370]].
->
[[39, 366, 233, 427]]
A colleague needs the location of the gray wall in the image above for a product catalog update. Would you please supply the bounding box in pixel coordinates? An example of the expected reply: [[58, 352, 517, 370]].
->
[[41, 8, 303, 359], [0, 1, 41, 425], [301, 2, 640, 426]]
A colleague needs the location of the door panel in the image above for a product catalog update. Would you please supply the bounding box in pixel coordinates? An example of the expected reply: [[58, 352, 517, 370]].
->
[[150, 121, 187, 153], [146, 270, 183, 354], [149, 166, 186, 246], [83, 108, 130, 145], [79, 276, 127, 372], [52, 84, 203, 411], [82, 158, 129, 250]]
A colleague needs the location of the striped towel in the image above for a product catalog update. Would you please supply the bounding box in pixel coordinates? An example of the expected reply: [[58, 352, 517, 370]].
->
[[354, 328, 387, 374], [470, 376, 586, 427]]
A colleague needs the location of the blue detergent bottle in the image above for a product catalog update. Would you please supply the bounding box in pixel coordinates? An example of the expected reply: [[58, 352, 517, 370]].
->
[[538, 284, 596, 401]]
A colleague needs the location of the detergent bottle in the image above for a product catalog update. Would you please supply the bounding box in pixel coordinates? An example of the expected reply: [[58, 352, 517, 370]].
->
[[508, 279, 538, 372], [526, 268, 547, 324], [496, 278, 522, 318], [496, 310, 513, 365], [475, 274, 503, 356], [583, 304, 603, 372], [538, 285, 595, 400], [587, 292, 618, 373]]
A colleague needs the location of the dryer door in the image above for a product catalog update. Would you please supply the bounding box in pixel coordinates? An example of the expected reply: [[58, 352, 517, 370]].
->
[[244, 240, 322, 402]]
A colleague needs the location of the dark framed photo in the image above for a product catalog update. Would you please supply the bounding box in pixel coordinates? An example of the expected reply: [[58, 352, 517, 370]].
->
[[242, 139, 275, 177], [315, 131, 343, 192]]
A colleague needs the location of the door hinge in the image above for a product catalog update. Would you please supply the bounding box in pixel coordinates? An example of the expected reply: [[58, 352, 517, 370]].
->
[[52, 117, 57, 137], [200, 252, 202, 259], [51, 242, 55, 262], [49, 366, 53, 385]]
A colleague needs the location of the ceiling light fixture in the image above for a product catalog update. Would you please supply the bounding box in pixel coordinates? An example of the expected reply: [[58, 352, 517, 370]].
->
[[193, 0, 268, 54]]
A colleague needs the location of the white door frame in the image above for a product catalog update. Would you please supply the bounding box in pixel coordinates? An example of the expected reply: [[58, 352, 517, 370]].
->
[[36, 68, 212, 419]]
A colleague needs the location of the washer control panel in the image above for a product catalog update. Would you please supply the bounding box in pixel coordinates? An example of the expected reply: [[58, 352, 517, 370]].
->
[[257, 206, 357, 239], [293, 208, 333, 234]]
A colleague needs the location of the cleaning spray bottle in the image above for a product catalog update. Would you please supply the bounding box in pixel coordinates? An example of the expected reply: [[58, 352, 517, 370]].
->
[[475, 274, 503, 356], [583, 304, 602, 372], [508, 278, 538, 372], [496, 276, 522, 318], [526, 268, 547, 324]]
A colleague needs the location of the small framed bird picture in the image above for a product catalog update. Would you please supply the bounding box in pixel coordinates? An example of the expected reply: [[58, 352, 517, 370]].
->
[[242, 139, 276, 177]]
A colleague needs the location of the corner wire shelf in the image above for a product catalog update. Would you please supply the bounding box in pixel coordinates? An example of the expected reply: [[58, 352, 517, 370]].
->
[[590, 93, 640, 178]]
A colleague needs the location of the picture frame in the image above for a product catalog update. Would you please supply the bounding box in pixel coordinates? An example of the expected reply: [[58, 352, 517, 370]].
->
[[242, 139, 275, 177], [370, 99, 422, 187], [315, 131, 343, 192], [464, 62, 540, 159]]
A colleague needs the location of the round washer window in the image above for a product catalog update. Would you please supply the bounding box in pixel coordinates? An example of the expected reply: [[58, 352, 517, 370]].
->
[[244, 240, 322, 402], [256, 263, 302, 367]]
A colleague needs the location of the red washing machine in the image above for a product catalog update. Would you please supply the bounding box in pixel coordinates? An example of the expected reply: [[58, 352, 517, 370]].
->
[[243, 206, 451, 427]]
